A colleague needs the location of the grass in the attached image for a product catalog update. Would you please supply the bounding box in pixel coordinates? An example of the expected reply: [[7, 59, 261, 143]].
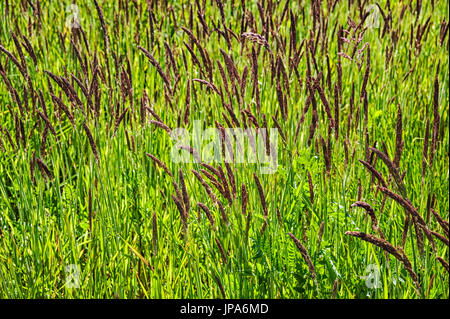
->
[[0, 0, 448, 299]]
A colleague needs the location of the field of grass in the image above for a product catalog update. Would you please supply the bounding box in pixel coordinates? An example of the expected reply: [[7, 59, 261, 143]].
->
[[0, 0, 448, 299]]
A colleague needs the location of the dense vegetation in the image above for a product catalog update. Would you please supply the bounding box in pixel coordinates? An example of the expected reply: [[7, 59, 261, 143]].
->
[[0, 0, 448, 298]]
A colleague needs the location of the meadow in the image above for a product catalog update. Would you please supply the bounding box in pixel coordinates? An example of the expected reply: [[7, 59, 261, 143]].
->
[[0, 0, 448, 299]]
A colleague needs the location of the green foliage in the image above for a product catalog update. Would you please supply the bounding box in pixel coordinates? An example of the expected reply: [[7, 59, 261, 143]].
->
[[0, 0, 448, 298]]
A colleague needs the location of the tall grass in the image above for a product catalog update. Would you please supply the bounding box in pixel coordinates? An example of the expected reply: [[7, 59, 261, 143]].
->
[[0, 0, 448, 299]]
